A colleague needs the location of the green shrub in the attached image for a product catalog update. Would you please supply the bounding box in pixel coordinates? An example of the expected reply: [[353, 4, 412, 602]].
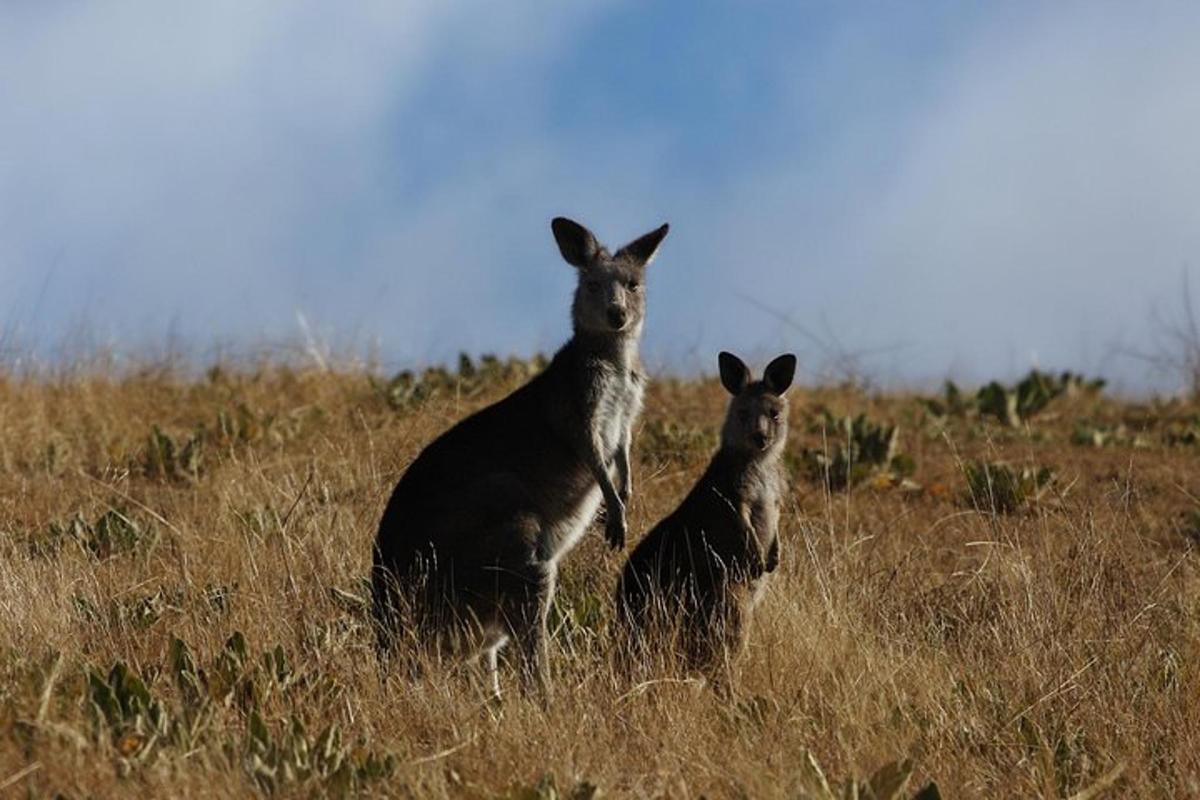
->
[[801, 413, 914, 490], [32, 509, 157, 560], [1163, 418, 1200, 447], [87, 661, 174, 765], [1071, 423, 1150, 449], [244, 711, 395, 795], [83, 633, 397, 794], [141, 425, 204, 481], [963, 461, 1054, 513], [374, 353, 548, 410], [921, 380, 971, 420], [977, 370, 1104, 427]]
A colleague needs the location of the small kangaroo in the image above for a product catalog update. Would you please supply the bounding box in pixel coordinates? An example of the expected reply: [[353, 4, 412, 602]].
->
[[616, 351, 795, 678], [372, 216, 669, 698]]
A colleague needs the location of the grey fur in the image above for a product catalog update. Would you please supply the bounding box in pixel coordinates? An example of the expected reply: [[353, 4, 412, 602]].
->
[[616, 352, 795, 678], [373, 216, 668, 698]]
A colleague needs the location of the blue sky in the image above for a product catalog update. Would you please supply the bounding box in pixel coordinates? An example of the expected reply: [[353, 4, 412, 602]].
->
[[2, 2, 1199, 390]]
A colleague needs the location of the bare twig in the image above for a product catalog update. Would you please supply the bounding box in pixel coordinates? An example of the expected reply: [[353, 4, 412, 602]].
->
[[1120, 267, 1200, 395]]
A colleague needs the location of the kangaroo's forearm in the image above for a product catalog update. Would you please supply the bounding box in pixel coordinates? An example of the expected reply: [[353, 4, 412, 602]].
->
[[737, 506, 766, 579], [588, 433, 627, 548], [587, 438, 622, 508], [615, 430, 632, 501], [763, 511, 780, 572], [745, 536, 767, 578]]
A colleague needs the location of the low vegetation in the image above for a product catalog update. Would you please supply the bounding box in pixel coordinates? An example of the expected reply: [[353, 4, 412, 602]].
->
[[798, 411, 915, 491], [961, 461, 1055, 514], [0, 356, 1197, 797]]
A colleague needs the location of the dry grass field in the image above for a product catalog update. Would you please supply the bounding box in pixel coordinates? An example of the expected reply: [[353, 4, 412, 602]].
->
[[1, 356, 1198, 798]]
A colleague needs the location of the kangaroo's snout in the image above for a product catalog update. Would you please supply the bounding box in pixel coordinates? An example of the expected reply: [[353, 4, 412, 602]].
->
[[607, 306, 628, 330], [753, 431, 769, 450]]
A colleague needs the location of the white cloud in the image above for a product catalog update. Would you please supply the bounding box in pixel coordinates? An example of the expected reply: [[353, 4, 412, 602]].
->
[[676, 4, 1200, 388], [0, 2, 615, 361], [862, 5, 1200, 381]]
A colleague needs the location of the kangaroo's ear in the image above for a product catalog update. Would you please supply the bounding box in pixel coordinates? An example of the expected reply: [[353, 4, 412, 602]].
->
[[718, 351, 751, 395], [552, 217, 602, 268], [763, 354, 797, 395], [615, 223, 669, 267]]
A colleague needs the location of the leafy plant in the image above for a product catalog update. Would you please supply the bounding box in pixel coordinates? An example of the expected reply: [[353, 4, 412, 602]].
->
[[86, 660, 205, 769], [921, 380, 971, 420], [216, 402, 267, 444], [963, 461, 1055, 513], [244, 711, 396, 795], [977, 370, 1105, 427], [217, 403, 313, 447], [1162, 418, 1200, 447], [35, 509, 157, 560], [1071, 423, 1150, 449], [1058, 371, 1108, 397], [85, 633, 395, 794], [138, 404, 315, 483], [142, 425, 204, 481], [109, 588, 184, 630], [374, 353, 548, 410], [801, 413, 914, 490]]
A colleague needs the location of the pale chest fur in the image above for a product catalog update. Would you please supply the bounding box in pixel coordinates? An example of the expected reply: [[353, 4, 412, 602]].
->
[[737, 460, 783, 556], [539, 360, 644, 564], [588, 361, 644, 457], [738, 464, 782, 612]]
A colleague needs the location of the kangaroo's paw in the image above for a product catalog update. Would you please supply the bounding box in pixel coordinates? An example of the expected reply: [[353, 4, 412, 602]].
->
[[605, 504, 627, 550]]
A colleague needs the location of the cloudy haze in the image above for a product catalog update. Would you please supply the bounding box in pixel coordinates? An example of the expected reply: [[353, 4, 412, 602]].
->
[[2, 2, 1198, 390]]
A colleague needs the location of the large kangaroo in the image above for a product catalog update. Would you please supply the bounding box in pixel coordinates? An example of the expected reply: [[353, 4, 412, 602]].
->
[[372, 216, 669, 698], [616, 351, 795, 679]]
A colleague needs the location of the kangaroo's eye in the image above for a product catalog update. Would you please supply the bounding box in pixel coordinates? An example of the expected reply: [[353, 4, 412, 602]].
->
[[770, 411, 780, 421], [627, 280, 641, 291]]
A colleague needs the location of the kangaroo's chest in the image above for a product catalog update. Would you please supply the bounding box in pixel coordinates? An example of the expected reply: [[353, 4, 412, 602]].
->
[[738, 478, 781, 610], [590, 365, 644, 454], [746, 494, 778, 539], [737, 469, 781, 548]]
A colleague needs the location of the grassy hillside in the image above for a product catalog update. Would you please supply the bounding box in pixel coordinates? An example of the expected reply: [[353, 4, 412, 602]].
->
[[1, 358, 1197, 797]]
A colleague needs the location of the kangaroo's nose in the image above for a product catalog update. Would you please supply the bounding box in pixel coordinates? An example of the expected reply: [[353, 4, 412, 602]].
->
[[753, 432, 769, 450], [607, 307, 628, 329]]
